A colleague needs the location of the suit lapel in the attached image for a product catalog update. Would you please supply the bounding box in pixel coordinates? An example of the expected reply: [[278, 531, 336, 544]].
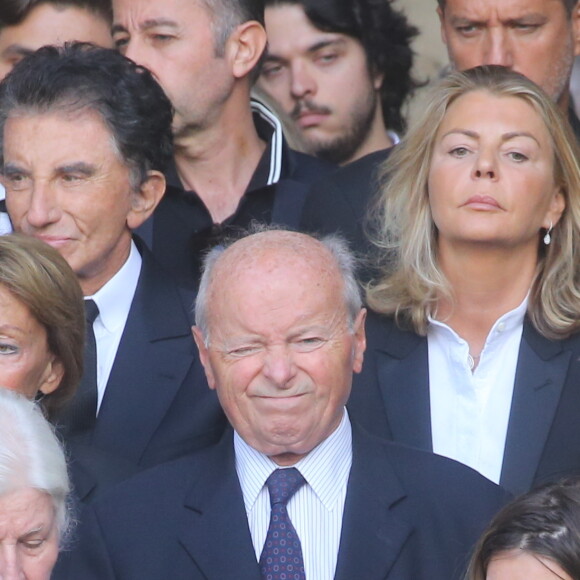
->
[[178, 434, 261, 580], [334, 425, 412, 580], [373, 320, 432, 451], [500, 321, 571, 495], [93, 247, 197, 463]]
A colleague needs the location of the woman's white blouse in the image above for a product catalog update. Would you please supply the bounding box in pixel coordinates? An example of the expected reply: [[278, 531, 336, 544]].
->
[[427, 297, 528, 484]]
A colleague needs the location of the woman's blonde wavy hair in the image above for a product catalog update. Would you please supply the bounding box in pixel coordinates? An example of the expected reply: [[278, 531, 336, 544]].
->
[[367, 65, 580, 339]]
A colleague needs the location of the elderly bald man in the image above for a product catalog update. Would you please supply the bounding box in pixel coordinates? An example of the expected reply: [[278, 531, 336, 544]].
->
[[61, 230, 508, 580]]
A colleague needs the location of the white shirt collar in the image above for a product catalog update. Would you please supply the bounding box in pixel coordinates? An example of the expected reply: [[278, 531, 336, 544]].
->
[[429, 293, 528, 340], [234, 409, 352, 513], [85, 240, 142, 332]]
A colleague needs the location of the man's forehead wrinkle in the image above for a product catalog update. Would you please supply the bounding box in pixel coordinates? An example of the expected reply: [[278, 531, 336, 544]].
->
[[208, 232, 339, 299], [447, 0, 554, 19]]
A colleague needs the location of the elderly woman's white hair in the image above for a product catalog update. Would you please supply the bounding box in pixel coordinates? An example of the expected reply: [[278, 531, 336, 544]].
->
[[0, 388, 71, 544]]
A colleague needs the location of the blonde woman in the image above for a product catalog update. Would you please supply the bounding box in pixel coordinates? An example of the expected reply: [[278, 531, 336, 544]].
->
[[349, 65, 580, 496]]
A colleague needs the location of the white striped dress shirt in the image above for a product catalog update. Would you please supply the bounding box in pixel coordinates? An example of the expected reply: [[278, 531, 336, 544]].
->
[[235, 409, 352, 580]]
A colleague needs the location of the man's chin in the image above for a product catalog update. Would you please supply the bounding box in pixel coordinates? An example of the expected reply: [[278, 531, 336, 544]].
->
[[307, 137, 360, 165]]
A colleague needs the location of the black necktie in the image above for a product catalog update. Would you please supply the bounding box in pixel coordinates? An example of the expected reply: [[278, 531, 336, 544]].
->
[[62, 299, 99, 435], [259, 468, 306, 580]]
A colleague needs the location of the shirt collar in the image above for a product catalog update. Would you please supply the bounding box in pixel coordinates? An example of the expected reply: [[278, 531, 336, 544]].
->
[[166, 98, 286, 192], [250, 99, 283, 186], [85, 240, 142, 333], [234, 408, 352, 513], [429, 294, 528, 340]]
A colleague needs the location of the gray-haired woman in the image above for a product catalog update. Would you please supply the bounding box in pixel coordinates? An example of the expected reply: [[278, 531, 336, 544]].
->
[[0, 388, 71, 579]]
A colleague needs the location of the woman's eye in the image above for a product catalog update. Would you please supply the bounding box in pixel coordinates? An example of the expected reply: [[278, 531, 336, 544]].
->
[[507, 151, 528, 162], [0, 343, 17, 354], [449, 146, 470, 158]]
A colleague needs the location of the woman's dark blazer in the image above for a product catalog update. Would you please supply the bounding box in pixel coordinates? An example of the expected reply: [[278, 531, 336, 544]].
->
[[348, 310, 580, 495]]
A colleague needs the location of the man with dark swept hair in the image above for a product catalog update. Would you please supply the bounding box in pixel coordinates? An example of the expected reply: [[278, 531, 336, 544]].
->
[[0, 43, 226, 500], [111, 0, 333, 292], [0, 0, 115, 233], [258, 0, 418, 165]]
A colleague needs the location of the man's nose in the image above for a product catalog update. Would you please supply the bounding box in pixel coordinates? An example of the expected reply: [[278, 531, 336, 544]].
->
[[123, 39, 151, 71], [262, 346, 297, 387], [290, 61, 317, 100], [482, 29, 514, 68], [23, 181, 61, 229], [0, 545, 25, 580]]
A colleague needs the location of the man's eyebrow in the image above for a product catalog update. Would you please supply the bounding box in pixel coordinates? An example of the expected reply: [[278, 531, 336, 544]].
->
[[448, 16, 485, 27], [57, 162, 97, 175], [263, 53, 284, 63], [265, 38, 347, 61], [112, 18, 179, 35], [1, 44, 34, 59], [2, 162, 98, 177], [505, 14, 547, 25], [20, 526, 44, 540], [448, 13, 546, 27], [306, 38, 346, 55], [2, 162, 27, 176]]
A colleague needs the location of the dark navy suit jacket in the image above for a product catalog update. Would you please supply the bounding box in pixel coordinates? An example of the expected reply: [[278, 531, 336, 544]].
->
[[59, 423, 507, 580], [349, 311, 580, 495], [59, 242, 227, 486]]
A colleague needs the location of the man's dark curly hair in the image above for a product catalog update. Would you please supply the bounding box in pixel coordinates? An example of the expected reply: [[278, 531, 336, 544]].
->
[[0, 0, 112, 29], [265, 0, 419, 133], [0, 42, 173, 187]]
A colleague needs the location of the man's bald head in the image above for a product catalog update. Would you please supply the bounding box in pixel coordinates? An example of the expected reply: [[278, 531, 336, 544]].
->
[[195, 230, 362, 343], [192, 229, 366, 464]]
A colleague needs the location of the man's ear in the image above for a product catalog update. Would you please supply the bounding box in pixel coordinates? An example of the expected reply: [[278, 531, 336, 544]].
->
[[352, 308, 367, 375], [192, 326, 217, 390], [126, 170, 166, 230], [372, 70, 384, 91], [227, 20, 268, 79]]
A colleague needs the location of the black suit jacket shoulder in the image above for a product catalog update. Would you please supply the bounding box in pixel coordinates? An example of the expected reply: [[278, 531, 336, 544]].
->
[[137, 148, 334, 291], [63, 243, 227, 487], [284, 147, 336, 184], [300, 148, 391, 276], [59, 424, 506, 580], [349, 310, 580, 495]]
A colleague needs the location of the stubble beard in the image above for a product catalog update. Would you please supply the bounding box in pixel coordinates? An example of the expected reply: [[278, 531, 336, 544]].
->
[[302, 88, 380, 165]]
